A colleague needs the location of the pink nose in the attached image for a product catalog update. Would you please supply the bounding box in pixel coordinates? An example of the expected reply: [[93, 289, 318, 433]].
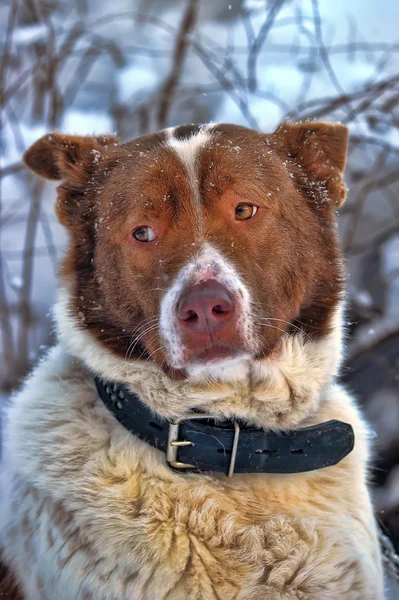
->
[[176, 280, 235, 335]]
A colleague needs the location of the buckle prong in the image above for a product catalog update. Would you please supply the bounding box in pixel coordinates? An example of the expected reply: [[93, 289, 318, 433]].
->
[[166, 413, 213, 470], [170, 440, 194, 447]]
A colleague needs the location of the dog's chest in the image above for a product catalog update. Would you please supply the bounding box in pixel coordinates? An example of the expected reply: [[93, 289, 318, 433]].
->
[[3, 462, 369, 600], [0, 348, 381, 600]]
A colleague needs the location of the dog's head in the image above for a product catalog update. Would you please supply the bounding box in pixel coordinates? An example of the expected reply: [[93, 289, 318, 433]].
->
[[24, 122, 348, 426]]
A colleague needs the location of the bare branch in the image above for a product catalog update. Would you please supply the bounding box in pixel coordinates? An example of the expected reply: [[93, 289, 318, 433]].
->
[[343, 149, 389, 253], [157, 0, 199, 128], [247, 0, 286, 91], [16, 180, 43, 378]]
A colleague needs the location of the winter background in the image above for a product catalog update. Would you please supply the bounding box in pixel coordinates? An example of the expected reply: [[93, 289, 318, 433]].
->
[[1, 0, 399, 585]]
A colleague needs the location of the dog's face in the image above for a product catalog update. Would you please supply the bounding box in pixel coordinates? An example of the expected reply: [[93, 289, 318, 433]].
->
[[24, 122, 348, 384]]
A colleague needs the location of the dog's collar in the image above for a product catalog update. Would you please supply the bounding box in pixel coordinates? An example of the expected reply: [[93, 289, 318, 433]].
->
[[94, 377, 354, 476]]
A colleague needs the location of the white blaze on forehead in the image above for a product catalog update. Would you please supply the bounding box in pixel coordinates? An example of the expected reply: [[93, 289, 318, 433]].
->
[[164, 124, 215, 218], [159, 242, 256, 377]]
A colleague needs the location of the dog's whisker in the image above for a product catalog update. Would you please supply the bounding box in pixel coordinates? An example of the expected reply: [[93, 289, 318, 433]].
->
[[258, 318, 311, 340], [125, 324, 159, 360], [130, 315, 159, 332], [126, 317, 159, 342], [255, 322, 288, 336], [145, 345, 165, 362], [100, 334, 136, 344], [99, 318, 160, 348], [137, 333, 160, 361], [126, 332, 158, 362], [141, 287, 168, 294], [255, 333, 273, 354], [251, 305, 322, 331]]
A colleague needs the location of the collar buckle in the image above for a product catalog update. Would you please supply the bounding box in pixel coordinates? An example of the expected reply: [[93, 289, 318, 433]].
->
[[166, 415, 240, 477]]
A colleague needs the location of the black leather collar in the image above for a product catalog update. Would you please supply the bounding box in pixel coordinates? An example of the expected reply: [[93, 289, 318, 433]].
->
[[95, 377, 354, 476]]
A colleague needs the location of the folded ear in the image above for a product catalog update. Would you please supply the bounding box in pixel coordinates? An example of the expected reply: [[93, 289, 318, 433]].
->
[[23, 132, 119, 183], [272, 121, 349, 206], [24, 132, 119, 229]]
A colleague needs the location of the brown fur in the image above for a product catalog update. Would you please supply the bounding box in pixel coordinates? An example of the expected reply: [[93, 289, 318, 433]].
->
[[23, 122, 347, 372]]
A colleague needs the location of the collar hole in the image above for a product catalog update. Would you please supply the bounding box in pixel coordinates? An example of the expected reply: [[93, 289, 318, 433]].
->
[[149, 421, 164, 432]]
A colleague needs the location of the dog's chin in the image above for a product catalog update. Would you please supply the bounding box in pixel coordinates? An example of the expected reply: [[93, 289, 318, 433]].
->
[[187, 353, 251, 382], [163, 347, 253, 383]]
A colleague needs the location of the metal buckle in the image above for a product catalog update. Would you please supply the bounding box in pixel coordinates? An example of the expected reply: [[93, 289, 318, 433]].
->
[[167, 415, 240, 477]]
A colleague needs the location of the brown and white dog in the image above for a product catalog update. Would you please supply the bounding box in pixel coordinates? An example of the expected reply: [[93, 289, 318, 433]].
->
[[0, 122, 384, 599]]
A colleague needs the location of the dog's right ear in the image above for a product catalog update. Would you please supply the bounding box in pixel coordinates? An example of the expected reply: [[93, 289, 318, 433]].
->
[[24, 132, 119, 228], [23, 132, 119, 183]]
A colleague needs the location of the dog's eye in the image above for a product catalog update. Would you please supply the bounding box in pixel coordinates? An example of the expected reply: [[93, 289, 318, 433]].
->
[[132, 226, 156, 242], [235, 204, 258, 221]]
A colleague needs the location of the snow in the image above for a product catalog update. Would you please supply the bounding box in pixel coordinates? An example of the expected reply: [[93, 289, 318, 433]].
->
[[242, 0, 267, 13], [350, 117, 399, 150], [7, 275, 23, 291], [382, 235, 399, 319], [117, 61, 160, 104], [13, 24, 47, 45], [1, 121, 47, 167], [0, 0, 398, 415], [61, 110, 115, 136]]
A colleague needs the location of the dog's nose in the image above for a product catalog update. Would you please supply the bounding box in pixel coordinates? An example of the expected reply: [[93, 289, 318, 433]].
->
[[176, 280, 234, 334]]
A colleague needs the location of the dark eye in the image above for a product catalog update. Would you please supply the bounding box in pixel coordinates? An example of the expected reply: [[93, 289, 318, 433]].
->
[[132, 226, 156, 242], [235, 204, 258, 221]]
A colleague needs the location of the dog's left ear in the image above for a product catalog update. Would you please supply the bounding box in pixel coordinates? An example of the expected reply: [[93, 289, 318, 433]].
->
[[271, 121, 349, 206]]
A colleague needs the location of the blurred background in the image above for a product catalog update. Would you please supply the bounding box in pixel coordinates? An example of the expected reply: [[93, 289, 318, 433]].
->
[[1, 0, 399, 553]]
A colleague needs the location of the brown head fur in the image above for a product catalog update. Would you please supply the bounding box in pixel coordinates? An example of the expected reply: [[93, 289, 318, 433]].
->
[[23, 122, 348, 378]]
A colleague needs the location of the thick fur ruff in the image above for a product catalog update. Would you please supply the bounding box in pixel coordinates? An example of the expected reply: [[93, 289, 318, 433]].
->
[[0, 326, 383, 599], [0, 121, 385, 598]]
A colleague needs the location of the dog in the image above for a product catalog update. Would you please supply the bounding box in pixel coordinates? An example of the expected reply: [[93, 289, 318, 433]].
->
[[0, 121, 384, 599]]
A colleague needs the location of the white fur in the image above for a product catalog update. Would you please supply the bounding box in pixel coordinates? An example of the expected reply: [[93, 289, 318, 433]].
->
[[165, 124, 214, 218], [187, 353, 251, 382], [0, 343, 384, 599], [251, 303, 345, 416], [0, 280, 385, 598]]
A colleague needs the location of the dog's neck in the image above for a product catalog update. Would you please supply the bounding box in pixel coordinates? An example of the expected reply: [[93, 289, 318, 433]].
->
[[54, 282, 345, 430]]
